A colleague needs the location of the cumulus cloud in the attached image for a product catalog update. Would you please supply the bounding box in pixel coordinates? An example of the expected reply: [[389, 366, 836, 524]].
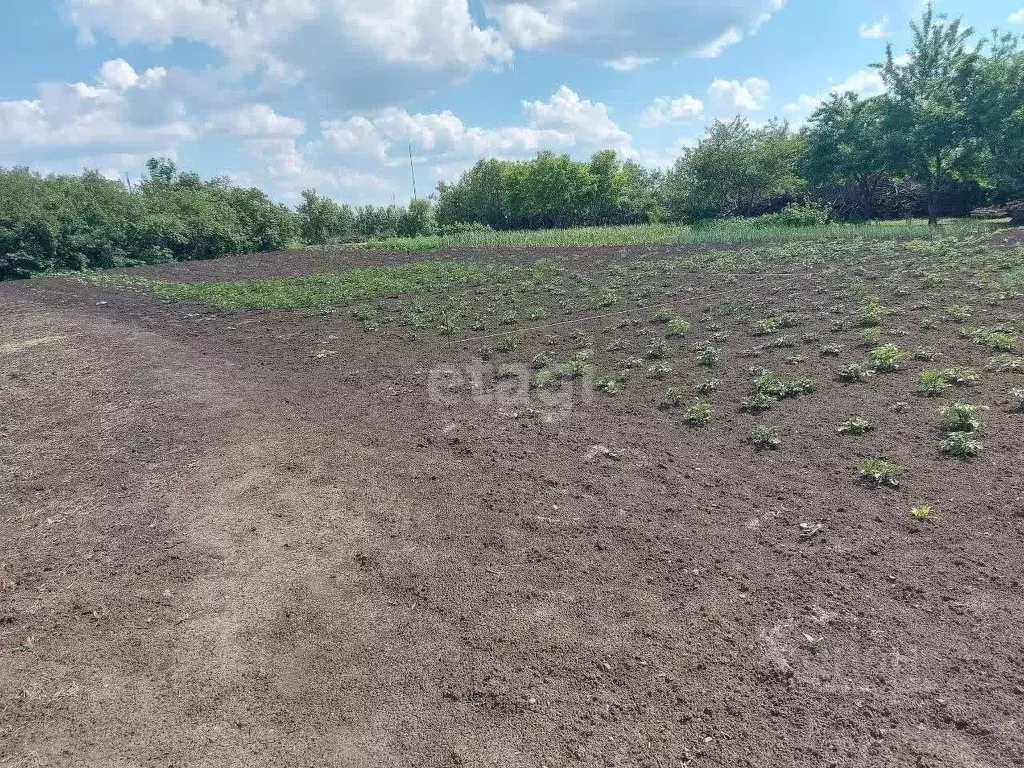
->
[[708, 77, 770, 113], [206, 105, 306, 137], [640, 94, 705, 127], [63, 0, 511, 109], [316, 85, 629, 174], [484, 0, 785, 66], [522, 85, 632, 149], [0, 58, 307, 159], [859, 15, 890, 39], [782, 56, 912, 121], [0, 59, 192, 151], [64, 1, 787, 101], [1010, 10, 1024, 24]]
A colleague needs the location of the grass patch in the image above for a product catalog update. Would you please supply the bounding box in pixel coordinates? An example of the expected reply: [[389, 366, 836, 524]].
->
[[363, 219, 992, 252], [89, 260, 545, 310]]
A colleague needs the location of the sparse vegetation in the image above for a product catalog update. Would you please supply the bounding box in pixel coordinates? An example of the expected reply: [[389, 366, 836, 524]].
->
[[868, 344, 910, 373], [683, 400, 714, 426], [838, 418, 876, 435], [860, 458, 907, 487], [750, 425, 782, 449]]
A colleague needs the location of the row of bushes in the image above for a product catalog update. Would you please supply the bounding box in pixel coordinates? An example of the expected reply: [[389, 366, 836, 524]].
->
[[0, 161, 448, 280]]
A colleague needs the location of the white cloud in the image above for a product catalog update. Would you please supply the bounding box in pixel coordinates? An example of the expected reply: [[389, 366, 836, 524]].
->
[[316, 85, 628, 173], [522, 85, 632, 150], [641, 94, 705, 127], [603, 57, 657, 72], [783, 60, 903, 119], [0, 60, 193, 151], [859, 15, 889, 39], [207, 105, 306, 137], [488, 3, 563, 48], [483, 0, 786, 66], [708, 77, 770, 113], [63, 0, 512, 109], [1009, 9, 1024, 24], [0, 59, 308, 162]]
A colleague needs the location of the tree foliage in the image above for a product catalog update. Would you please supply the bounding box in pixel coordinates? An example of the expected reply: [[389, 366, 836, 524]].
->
[[664, 119, 805, 221], [434, 151, 663, 230]]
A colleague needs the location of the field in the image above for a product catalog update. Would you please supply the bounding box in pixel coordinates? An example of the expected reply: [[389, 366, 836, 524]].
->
[[2, 229, 1024, 767]]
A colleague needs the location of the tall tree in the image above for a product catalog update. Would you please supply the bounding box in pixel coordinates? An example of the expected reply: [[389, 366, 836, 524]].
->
[[877, 8, 982, 224], [663, 118, 804, 221], [800, 93, 903, 220]]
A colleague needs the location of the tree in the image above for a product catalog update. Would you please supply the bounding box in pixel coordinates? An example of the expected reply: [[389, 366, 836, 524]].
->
[[969, 32, 1024, 200], [801, 93, 904, 220], [664, 118, 805, 221], [877, 8, 983, 224]]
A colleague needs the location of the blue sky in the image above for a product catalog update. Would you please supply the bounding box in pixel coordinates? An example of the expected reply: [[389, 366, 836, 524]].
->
[[1, 0, 1022, 205]]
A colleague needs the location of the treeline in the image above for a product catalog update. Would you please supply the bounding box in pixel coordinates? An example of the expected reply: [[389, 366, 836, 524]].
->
[[0, 159, 438, 280], [2, 10, 1022, 280], [433, 9, 1024, 230]]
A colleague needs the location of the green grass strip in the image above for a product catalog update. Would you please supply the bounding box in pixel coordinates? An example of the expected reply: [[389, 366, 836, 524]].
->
[[88, 260, 529, 310]]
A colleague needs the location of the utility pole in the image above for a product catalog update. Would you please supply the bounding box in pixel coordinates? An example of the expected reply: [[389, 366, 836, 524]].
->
[[408, 140, 418, 201]]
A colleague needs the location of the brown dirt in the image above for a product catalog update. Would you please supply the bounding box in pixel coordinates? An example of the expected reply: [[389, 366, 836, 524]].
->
[[2, 243, 1023, 768]]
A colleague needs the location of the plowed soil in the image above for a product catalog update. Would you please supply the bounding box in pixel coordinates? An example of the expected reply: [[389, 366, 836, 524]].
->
[[2, 240, 1023, 768]]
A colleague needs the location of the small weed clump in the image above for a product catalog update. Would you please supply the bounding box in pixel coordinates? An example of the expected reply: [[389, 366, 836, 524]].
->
[[838, 417, 876, 435], [750, 425, 781, 450], [938, 401, 984, 459], [917, 370, 951, 397], [858, 299, 887, 327], [683, 400, 714, 426], [860, 458, 907, 487], [939, 402, 984, 433], [498, 333, 521, 352], [988, 353, 1024, 373], [596, 376, 622, 396], [663, 387, 686, 407], [941, 431, 983, 458], [966, 326, 1016, 352], [754, 371, 815, 400], [860, 327, 884, 346], [838, 363, 872, 383], [741, 392, 776, 413], [696, 379, 721, 396], [646, 339, 671, 359], [1010, 388, 1024, 412], [939, 366, 979, 386], [911, 504, 933, 521], [946, 304, 972, 322], [647, 362, 672, 379], [868, 344, 910, 373], [697, 343, 721, 367], [532, 371, 559, 390], [665, 317, 693, 337]]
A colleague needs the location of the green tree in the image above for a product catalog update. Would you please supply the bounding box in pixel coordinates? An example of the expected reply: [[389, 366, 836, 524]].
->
[[877, 8, 983, 224], [970, 32, 1024, 200], [801, 93, 904, 219], [664, 118, 805, 221]]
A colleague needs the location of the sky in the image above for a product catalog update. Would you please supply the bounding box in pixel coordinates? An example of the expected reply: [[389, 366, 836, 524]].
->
[[1, 0, 1023, 206]]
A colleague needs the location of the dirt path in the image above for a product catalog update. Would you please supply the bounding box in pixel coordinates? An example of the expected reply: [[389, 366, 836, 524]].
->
[[2, 256, 1023, 767]]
